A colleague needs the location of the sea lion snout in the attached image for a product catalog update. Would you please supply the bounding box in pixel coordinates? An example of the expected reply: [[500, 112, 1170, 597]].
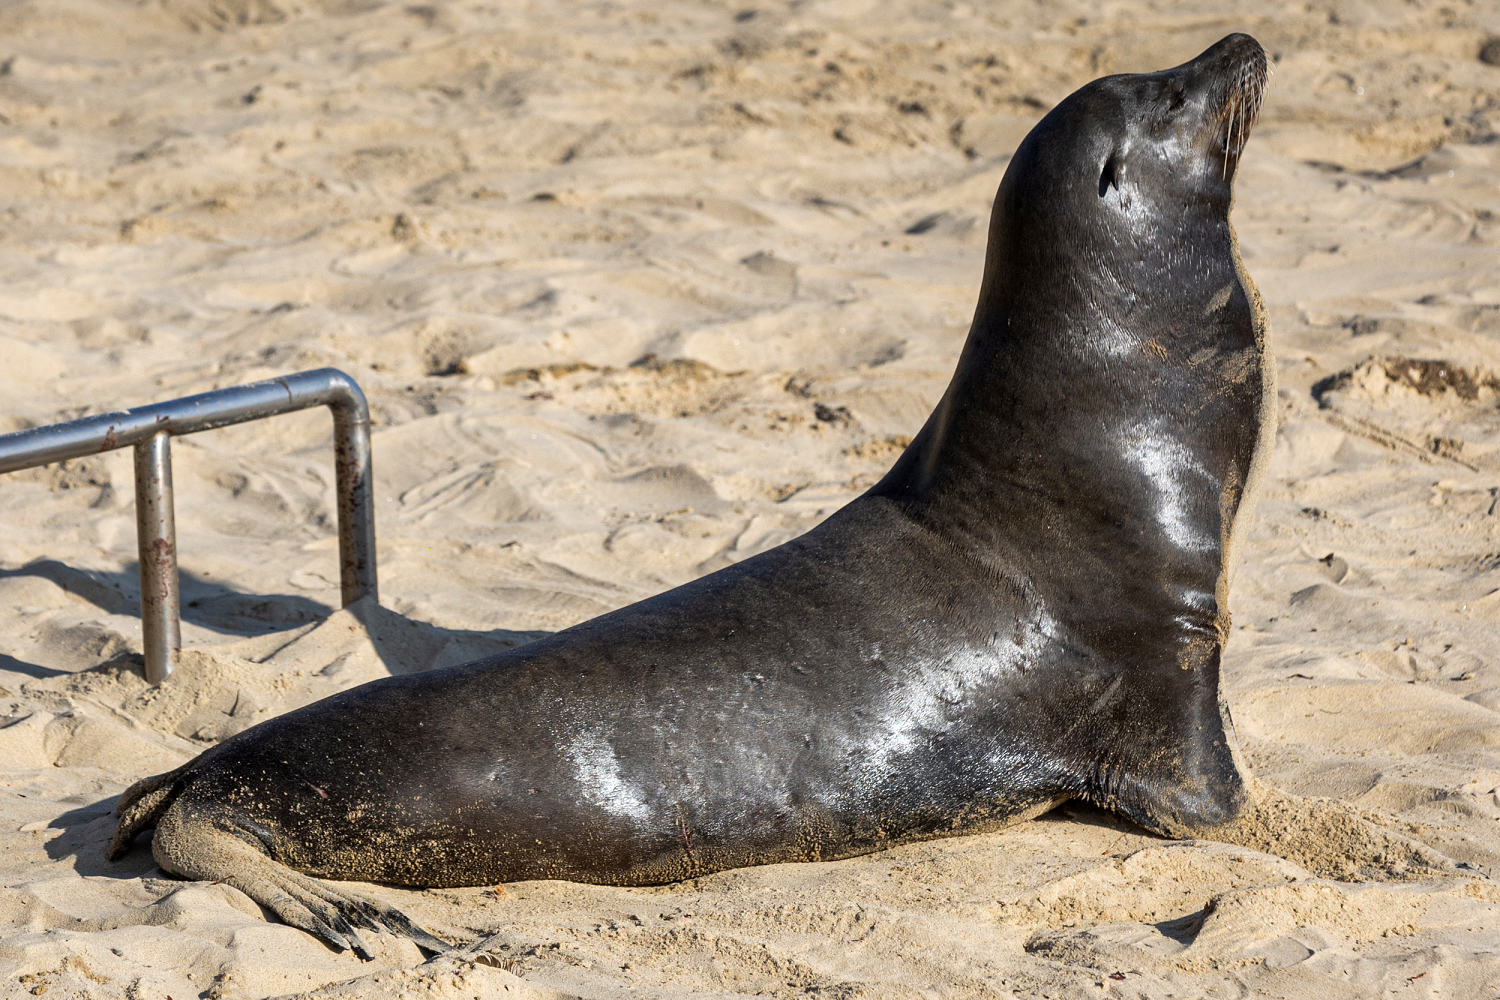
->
[[1167, 34, 1268, 173], [1200, 35, 1268, 156], [1188, 31, 1266, 68]]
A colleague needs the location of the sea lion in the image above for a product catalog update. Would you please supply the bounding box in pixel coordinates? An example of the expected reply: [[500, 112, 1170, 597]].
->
[[109, 33, 1272, 958]]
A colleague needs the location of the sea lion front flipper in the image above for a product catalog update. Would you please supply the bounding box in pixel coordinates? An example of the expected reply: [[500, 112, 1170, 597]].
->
[[1074, 640, 1249, 838], [147, 798, 450, 959]]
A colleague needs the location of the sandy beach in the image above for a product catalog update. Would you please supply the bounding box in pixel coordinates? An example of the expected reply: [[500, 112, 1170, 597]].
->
[[1, 0, 1498, 996]]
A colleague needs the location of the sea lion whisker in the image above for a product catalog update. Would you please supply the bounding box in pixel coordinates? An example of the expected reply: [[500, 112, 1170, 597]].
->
[[1223, 100, 1236, 178]]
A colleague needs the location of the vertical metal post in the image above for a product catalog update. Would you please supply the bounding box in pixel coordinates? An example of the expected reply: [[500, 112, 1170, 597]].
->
[[332, 402, 378, 606], [0, 368, 378, 684], [134, 431, 180, 683]]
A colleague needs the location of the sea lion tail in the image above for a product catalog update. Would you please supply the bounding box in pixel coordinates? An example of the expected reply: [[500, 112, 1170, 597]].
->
[[108, 765, 189, 861]]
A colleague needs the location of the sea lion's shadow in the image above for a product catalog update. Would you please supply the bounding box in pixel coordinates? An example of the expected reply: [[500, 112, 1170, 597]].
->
[[45, 798, 150, 879]]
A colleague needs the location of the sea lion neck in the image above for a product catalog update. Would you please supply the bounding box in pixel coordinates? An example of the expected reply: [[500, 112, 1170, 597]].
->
[[873, 178, 1255, 532], [870, 36, 1270, 606]]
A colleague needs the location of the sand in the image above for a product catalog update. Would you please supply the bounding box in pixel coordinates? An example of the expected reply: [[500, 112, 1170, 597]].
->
[[1, 0, 1498, 996]]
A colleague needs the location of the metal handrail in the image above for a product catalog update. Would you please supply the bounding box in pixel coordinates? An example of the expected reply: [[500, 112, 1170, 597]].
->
[[0, 368, 378, 683]]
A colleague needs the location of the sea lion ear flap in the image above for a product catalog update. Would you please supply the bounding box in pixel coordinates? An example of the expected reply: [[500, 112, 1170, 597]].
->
[[1097, 156, 1118, 197], [1097, 151, 1130, 210]]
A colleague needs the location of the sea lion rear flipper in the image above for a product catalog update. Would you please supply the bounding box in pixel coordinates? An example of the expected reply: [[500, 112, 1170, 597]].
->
[[147, 797, 451, 959]]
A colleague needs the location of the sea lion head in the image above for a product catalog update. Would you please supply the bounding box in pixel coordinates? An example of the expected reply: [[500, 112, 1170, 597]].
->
[[981, 33, 1268, 312], [1093, 33, 1268, 209], [1027, 32, 1266, 214]]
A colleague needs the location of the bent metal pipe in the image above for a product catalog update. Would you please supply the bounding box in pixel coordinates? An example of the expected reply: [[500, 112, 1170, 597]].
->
[[0, 368, 378, 683]]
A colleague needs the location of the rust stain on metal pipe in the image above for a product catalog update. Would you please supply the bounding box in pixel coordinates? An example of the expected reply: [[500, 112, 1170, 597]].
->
[[149, 537, 175, 597]]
